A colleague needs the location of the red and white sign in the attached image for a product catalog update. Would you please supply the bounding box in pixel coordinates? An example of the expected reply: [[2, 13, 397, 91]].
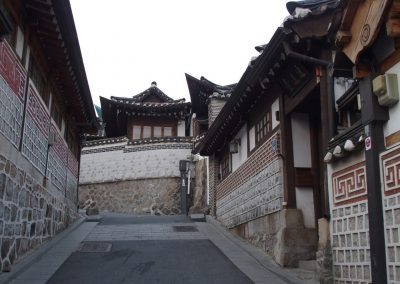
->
[[365, 137, 372, 151]]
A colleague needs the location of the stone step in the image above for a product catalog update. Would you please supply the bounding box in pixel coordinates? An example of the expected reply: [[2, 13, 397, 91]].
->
[[190, 213, 206, 222], [298, 260, 316, 271], [290, 268, 318, 284]]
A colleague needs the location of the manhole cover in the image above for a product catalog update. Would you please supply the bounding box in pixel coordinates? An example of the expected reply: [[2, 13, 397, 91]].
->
[[78, 242, 112, 253], [173, 226, 198, 232]]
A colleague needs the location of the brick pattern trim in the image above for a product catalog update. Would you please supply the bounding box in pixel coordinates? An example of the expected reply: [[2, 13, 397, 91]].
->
[[216, 131, 281, 200]]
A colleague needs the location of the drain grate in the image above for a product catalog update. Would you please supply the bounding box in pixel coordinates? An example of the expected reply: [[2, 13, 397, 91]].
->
[[173, 226, 198, 232], [78, 242, 112, 253]]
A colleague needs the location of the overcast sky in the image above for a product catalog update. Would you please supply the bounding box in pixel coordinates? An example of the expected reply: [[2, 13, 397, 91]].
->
[[69, 0, 290, 106]]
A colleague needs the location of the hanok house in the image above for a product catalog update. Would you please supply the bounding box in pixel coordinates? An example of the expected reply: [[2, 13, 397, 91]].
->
[[185, 74, 236, 137], [0, 0, 98, 273], [79, 82, 192, 215], [323, 0, 400, 283], [189, 0, 344, 276]]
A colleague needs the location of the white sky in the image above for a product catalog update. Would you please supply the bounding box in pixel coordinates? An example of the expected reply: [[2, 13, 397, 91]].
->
[[70, 0, 289, 106]]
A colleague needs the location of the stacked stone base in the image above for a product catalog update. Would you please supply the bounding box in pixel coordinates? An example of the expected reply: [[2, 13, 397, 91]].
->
[[0, 154, 78, 273], [79, 178, 181, 215], [230, 209, 318, 267]]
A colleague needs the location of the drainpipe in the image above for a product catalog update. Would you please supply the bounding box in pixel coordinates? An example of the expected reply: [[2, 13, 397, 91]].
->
[[283, 42, 332, 68]]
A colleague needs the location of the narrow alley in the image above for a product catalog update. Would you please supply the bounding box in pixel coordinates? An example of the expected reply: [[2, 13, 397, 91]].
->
[[0, 213, 306, 284]]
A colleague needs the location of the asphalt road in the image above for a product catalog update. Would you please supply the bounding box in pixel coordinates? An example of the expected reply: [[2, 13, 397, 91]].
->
[[47, 214, 253, 284]]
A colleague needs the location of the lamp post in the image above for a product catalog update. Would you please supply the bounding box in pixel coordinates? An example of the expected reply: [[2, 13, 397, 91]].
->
[[179, 160, 189, 215]]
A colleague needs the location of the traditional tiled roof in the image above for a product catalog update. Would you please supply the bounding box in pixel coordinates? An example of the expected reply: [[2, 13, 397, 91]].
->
[[284, 0, 341, 24], [100, 83, 191, 138], [23, 0, 99, 132], [100, 96, 190, 113], [82, 136, 193, 148], [82, 136, 128, 147], [185, 74, 236, 118], [194, 0, 343, 156], [128, 136, 193, 146], [111, 82, 176, 103]]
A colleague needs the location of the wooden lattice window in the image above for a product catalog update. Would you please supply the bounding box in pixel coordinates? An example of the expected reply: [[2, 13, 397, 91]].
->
[[220, 151, 231, 180], [255, 111, 271, 145]]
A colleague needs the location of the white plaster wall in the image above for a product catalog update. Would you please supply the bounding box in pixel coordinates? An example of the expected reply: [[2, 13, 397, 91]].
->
[[190, 114, 195, 137], [291, 112, 312, 168], [79, 146, 192, 184], [271, 98, 280, 130], [177, 120, 186, 137], [249, 126, 255, 151], [384, 63, 400, 140], [231, 124, 248, 172], [295, 187, 315, 228]]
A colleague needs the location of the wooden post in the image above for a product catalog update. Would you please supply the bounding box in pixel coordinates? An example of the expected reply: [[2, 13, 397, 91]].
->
[[359, 76, 388, 283], [280, 93, 296, 208]]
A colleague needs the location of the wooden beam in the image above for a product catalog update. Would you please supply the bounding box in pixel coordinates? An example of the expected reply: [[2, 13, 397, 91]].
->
[[387, 0, 400, 37], [335, 31, 352, 46], [386, 130, 400, 147], [352, 63, 372, 79], [284, 78, 318, 115], [386, 19, 400, 37], [380, 48, 400, 72]]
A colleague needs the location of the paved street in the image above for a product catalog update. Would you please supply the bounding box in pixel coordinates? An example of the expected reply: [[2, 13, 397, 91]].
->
[[1, 213, 305, 284]]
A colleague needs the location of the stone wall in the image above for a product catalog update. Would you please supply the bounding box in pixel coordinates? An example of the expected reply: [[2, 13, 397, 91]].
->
[[230, 209, 317, 267], [189, 158, 208, 214], [0, 153, 78, 273], [79, 178, 181, 215]]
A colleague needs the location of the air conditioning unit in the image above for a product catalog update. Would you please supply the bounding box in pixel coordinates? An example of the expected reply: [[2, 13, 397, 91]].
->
[[229, 139, 240, 153], [372, 73, 399, 107], [48, 132, 57, 146]]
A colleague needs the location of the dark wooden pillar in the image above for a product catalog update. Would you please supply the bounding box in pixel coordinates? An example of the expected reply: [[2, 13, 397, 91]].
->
[[359, 76, 389, 283], [280, 93, 296, 208]]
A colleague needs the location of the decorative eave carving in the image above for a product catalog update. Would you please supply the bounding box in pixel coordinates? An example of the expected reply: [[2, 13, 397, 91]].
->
[[335, 0, 392, 64]]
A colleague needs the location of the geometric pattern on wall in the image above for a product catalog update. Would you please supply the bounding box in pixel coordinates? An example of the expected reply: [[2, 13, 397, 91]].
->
[[47, 123, 67, 190], [331, 201, 371, 283], [0, 75, 24, 147], [332, 161, 367, 206], [382, 146, 400, 197], [0, 42, 26, 100], [381, 145, 400, 284], [0, 42, 26, 148], [68, 149, 79, 178], [21, 83, 49, 174], [216, 158, 283, 228]]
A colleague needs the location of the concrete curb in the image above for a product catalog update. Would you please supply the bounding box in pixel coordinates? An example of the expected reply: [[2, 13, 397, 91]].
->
[[0, 216, 86, 284], [205, 215, 305, 284]]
